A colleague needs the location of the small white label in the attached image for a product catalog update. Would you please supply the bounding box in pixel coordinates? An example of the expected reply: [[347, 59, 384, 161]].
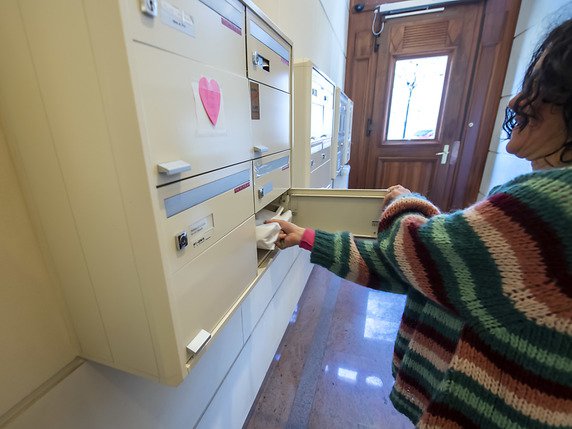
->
[[189, 214, 213, 236], [161, 1, 196, 37]]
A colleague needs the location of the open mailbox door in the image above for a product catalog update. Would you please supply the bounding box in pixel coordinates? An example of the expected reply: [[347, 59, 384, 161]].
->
[[285, 188, 387, 238]]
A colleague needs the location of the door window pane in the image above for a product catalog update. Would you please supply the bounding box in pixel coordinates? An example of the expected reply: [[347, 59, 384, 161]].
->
[[386, 56, 448, 141]]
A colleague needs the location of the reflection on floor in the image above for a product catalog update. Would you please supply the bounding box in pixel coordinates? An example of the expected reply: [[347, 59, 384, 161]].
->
[[244, 264, 415, 429]]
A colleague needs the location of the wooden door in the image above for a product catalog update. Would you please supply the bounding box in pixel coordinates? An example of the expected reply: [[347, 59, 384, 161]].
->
[[365, 3, 484, 209], [346, 0, 521, 211]]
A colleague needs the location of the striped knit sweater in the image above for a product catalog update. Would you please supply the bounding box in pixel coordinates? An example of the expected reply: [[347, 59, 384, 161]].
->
[[309, 168, 572, 428]]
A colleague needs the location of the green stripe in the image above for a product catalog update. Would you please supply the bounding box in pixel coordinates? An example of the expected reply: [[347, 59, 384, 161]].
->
[[312, 231, 343, 275], [390, 389, 422, 423], [329, 233, 344, 276], [378, 221, 411, 293], [337, 232, 352, 278], [399, 352, 445, 394], [358, 240, 408, 294], [359, 240, 388, 279], [394, 333, 409, 355], [422, 302, 464, 342], [371, 240, 410, 293], [380, 216, 406, 273], [403, 292, 425, 317]]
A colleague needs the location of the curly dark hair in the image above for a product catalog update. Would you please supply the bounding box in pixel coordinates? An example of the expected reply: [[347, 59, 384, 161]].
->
[[503, 18, 572, 147]]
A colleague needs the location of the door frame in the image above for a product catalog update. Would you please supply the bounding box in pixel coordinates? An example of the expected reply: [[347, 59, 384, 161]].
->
[[346, 0, 521, 210]]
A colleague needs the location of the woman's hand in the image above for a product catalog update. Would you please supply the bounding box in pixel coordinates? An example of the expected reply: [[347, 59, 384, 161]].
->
[[383, 185, 412, 209], [265, 219, 305, 249]]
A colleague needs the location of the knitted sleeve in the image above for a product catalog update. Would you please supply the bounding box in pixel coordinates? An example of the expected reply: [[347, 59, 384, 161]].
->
[[310, 169, 572, 320], [310, 193, 440, 295]]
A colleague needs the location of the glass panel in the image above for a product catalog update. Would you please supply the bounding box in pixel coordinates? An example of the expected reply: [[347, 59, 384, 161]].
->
[[386, 55, 448, 141]]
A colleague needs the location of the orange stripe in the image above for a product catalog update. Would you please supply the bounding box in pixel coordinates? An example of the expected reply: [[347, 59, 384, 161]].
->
[[418, 416, 464, 429], [347, 240, 370, 285], [408, 330, 454, 372]]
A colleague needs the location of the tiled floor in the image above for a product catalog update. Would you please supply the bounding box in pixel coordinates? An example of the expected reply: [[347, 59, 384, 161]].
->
[[244, 265, 415, 429]]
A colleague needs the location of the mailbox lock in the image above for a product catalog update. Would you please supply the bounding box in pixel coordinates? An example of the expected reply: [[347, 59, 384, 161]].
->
[[176, 231, 188, 251], [258, 188, 265, 199], [140, 0, 158, 17]]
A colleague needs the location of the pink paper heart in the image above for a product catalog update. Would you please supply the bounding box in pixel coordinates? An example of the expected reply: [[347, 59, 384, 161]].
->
[[198, 77, 221, 126]]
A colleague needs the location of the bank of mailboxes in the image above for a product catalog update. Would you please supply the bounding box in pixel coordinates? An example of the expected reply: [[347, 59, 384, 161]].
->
[[0, 0, 295, 385], [135, 0, 296, 381], [292, 60, 336, 189], [1, 0, 387, 387], [131, 0, 296, 380]]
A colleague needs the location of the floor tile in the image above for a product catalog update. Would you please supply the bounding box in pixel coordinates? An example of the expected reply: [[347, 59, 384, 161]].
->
[[244, 266, 414, 429]]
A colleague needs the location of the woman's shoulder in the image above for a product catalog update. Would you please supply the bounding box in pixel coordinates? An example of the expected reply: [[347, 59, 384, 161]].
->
[[487, 167, 572, 197]]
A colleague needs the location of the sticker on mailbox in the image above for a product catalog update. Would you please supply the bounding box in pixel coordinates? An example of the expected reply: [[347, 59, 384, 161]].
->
[[234, 181, 251, 193], [221, 17, 242, 35], [160, 1, 196, 37], [189, 214, 213, 237]]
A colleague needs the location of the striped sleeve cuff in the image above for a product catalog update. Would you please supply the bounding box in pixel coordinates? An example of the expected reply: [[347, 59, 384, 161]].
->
[[310, 230, 339, 268]]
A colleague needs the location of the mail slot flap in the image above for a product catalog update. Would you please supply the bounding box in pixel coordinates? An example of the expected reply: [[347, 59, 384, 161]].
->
[[246, 10, 291, 93], [159, 162, 254, 273], [123, 0, 246, 76], [171, 216, 257, 369], [250, 82, 291, 158], [130, 43, 253, 186], [287, 188, 387, 238], [253, 151, 291, 213]]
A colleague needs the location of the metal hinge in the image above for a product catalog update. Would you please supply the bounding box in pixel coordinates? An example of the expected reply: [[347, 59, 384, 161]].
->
[[366, 118, 373, 136]]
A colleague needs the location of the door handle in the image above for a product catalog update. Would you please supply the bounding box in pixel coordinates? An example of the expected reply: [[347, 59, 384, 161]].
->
[[436, 144, 450, 165]]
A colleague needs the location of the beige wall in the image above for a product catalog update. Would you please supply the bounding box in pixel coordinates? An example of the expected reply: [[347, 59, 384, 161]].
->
[[0, 127, 76, 420], [478, 0, 572, 200], [252, 0, 350, 86]]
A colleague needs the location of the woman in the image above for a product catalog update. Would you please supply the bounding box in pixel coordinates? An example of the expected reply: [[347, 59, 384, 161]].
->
[[270, 19, 572, 428]]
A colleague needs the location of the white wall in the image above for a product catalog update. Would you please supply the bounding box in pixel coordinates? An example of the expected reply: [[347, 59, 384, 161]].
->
[[0, 127, 76, 420], [478, 0, 572, 200], [252, 0, 350, 86]]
